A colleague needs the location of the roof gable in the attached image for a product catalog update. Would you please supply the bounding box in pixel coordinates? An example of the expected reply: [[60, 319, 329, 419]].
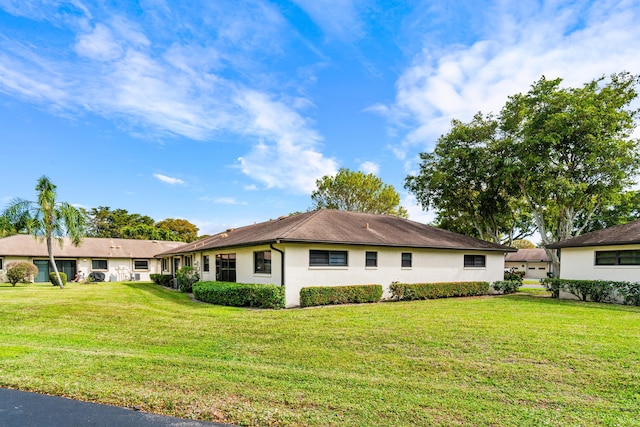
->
[[0, 235, 184, 258], [505, 249, 549, 262], [158, 210, 515, 256], [547, 220, 640, 249]]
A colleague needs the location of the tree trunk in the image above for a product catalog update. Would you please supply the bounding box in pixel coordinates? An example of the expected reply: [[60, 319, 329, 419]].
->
[[47, 235, 64, 289]]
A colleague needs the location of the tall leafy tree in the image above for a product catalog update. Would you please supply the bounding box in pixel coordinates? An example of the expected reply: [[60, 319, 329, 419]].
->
[[500, 72, 640, 274], [121, 224, 180, 241], [2, 176, 86, 288], [311, 168, 408, 218], [87, 206, 154, 238], [405, 113, 534, 245], [156, 218, 199, 242]]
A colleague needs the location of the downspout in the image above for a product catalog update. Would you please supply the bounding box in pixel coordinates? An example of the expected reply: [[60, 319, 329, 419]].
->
[[270, 242, 285, 287]]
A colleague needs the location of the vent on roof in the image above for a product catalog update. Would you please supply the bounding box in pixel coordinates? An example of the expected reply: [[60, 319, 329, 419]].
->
[[365, 223, 370, 229], [278, 215, 287, 220], [221, 233, 228, 238], [226, 228, 234, 232]]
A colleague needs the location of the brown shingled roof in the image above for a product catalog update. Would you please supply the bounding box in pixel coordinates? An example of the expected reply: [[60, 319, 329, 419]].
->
[[0, 235, 184, 258], [157, 209, 515, 256], [547, 220, 640, 249], [505, 248, 549, 262]]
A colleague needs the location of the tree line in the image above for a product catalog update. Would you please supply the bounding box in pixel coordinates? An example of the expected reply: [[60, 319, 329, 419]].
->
[[1, 202, 199, 243]]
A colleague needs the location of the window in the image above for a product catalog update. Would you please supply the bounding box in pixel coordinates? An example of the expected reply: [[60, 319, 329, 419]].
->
[[595, 250, 640, 266], [184, 255, 192, 267], [91, 259, 108, 270], [0, 257, 3, 270], [309, 250, 348, 266], [464, 255, 486, 268], [254, 251, 272, 274], [133, 259, 149, 271], [365, 251, 377, 267], [161, 258, 169, 272], [401, 252, 412, 268], [203, 255, 210, 272], [216, 253, 236, 282]]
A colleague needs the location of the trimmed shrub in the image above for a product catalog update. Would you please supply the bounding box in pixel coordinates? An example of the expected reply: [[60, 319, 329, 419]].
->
[[300, 284, 382, 307], [5, 262, 38, 286], [49, 272, 67, 286], [543, 278, 636, 304], [504, 268, 525, 284], [390, 281, 490, 301], [492, 280, 520, 294], [541, 278, 561, 298], [193, 281, 285, 309], [176, 266, 199, 293], [618, 282, 640, 306], [150, 274, 173, 287]]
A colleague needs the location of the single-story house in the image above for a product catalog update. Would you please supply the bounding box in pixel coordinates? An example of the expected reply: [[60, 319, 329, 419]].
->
[[156, 209, 516, 307], [547, 220, 640, 283], [0, 235, 184, 283], [504, 248, 551, 279]]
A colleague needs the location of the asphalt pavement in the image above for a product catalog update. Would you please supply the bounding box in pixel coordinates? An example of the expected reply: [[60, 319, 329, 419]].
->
[[0, 388, 235, 427]]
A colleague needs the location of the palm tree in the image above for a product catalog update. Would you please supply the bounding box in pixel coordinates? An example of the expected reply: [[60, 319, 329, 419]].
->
[[2, 176, 86, 288]]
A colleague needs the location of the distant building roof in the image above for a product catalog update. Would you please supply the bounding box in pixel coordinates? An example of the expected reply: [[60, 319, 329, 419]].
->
[[157, 209, 516, 256], [505, 248, 550, 262], [547, 220, 640, 249], [0, 235, 184, 258]]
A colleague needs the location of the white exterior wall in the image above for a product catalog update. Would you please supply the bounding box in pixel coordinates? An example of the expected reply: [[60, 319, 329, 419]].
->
[[282, 244, 505, 307], [0, 256, 162, 282], [196, 246, 282, 287], [559, 244, 640, 282], [182, 244, 505, 308]]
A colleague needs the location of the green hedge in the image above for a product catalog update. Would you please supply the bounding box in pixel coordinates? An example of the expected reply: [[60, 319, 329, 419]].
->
[[492, 280, 521, 294], [542, 278, 640, 305], [49, 272, 67, 286], [390, 281, 490, 301], [193, 281, 285, 309], [300, 284, 382, 307], [150, 274, 173, 287]]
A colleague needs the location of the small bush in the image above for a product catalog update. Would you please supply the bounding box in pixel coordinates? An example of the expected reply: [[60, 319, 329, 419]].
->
[[390, 281, 490, 301], [150, 274, 173, 287], [193, 281, 285, 309], [541, 278, 634, 303], [300, 284, 382, 307], [541, 278, 561, 298], [176, 266, 200, 293], [618, 282, 640, 306], [504, 268, 525, 284], [5, 262, 38, 286], [492, 280, 520, 294], [49, 272, 67, 286]]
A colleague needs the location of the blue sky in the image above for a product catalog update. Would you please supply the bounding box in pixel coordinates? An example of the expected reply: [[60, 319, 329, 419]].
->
[[1, 0, 639, 235]]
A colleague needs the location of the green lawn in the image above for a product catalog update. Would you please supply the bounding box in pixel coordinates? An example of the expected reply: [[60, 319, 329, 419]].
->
[[0, 282, 638, 426]]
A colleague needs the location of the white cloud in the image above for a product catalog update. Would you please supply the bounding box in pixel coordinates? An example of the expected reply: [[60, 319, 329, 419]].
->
[[359, 161, 379, 175], [0, 4, 337, 194], [75, 23, 124, 62], [402, 193, 435, 225], [292, 0, 365, 41], [199, 196, 246, 205], [153, 173, 185, 185], [236, 90, 338, 194], [381, 1, 640, 160]]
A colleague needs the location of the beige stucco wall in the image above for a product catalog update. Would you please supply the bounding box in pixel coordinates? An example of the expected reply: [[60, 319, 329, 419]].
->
[[559, 244, 640, 282], [0, 256, 162, 283]]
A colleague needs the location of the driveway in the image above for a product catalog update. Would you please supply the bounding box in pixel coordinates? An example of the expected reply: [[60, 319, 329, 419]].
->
[[0, 388, 235, 427]]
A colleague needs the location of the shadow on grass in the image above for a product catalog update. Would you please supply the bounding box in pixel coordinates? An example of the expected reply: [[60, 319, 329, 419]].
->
[[504, 292, 640, 313], [119, 281, 237, 311]]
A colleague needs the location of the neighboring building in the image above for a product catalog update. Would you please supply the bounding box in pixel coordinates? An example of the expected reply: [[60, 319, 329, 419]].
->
[[0, 235, 184, 282], [547, 220, 640, 283], [504, 248, 551, 279], [157, 209, 515, 307]]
